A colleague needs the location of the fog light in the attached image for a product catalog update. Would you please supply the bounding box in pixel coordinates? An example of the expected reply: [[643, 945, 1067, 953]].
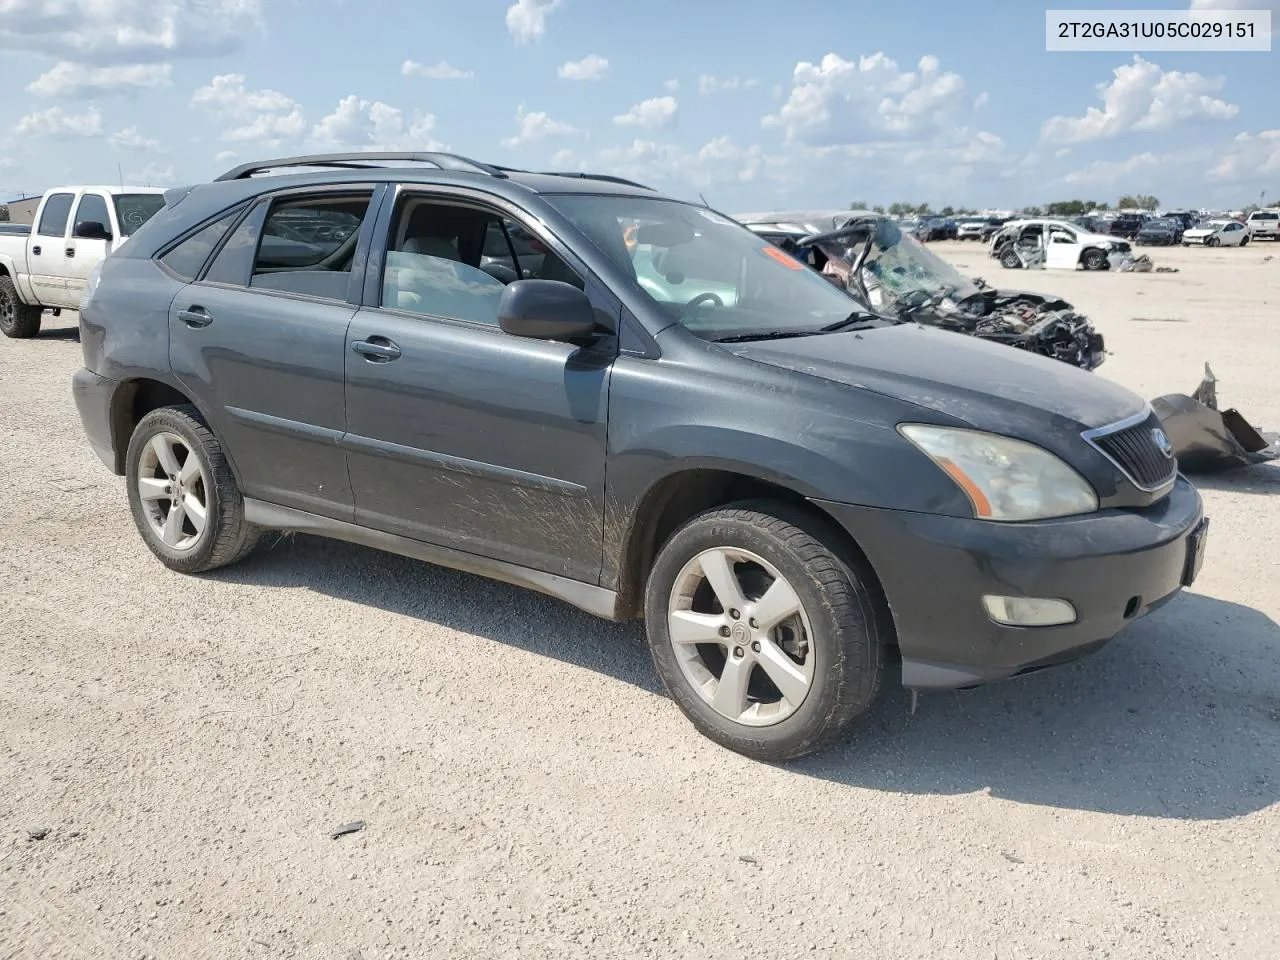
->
[[982, 595, 1077, 627]]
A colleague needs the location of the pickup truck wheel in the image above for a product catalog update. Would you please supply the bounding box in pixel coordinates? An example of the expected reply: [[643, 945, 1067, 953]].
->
[[125, 405, 260, 574], [644, 502, 885, 761], [0, 276, 42, 339]]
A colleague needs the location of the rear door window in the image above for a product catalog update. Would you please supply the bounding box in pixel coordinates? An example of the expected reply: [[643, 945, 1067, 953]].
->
[[248, 192, 372, 301], [37, 192, 75, 238]]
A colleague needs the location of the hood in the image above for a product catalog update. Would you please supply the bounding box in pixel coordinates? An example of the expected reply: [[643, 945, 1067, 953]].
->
[[1183, 226, 1215, 236], [723, 322, 1143, 436]]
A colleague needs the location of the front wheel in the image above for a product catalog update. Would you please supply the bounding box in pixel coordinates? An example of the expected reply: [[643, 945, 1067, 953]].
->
[[644, 502, 887, 761], [1207, 236, 1221, 247], [0, 276, 42, 339], [999, 246, 1021, 269], [125, 405, 260, 574], [1082, 249, 1109, 271]]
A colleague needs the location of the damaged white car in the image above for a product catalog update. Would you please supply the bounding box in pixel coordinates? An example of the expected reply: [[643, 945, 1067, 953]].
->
[[989, 218, 1133, 271]]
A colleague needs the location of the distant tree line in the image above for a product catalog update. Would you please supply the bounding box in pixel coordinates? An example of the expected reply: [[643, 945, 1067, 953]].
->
[[849, 193, 1194, 217]]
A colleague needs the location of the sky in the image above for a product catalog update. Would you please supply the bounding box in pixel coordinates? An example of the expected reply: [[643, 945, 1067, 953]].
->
[[0, 0, 1277, 212]]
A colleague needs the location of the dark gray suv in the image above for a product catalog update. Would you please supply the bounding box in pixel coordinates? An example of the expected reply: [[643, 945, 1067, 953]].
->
[[72, 152, 1208, 761]]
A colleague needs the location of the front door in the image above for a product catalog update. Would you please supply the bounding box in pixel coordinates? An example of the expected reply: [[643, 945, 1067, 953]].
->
[[65, 192, 112, 304], [1045, 225, 1082, 270], [166, 186, 381, 519], [343, 189, 614, 583]]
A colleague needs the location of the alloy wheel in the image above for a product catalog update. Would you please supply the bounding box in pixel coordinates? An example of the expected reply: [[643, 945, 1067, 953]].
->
[[136, 432, 210, 551], [667, 547, 816, 727]]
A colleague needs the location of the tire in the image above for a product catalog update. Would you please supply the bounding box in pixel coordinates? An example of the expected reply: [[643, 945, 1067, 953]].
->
[[0, 276, 42, 339], [999, 246, 1021, 269], [125, 405, 260, 574], [644, 500, 887, 762], [1240, 236, 1249, 247], [1207, 236, 1220, 248], [1082, 249, 1109, 271]]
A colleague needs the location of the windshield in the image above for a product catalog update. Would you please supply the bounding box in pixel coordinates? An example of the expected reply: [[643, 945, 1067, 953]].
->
[[547, 195, 861, 339], [113, 194, 166, 236], [853, 218, 978, 309]]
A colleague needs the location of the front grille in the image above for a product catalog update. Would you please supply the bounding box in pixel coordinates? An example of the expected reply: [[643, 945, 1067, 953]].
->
[[1084, 411, 1177, 491]]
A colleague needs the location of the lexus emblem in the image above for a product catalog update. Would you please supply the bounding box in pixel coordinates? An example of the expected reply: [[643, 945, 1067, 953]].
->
[[1151, 427, 1174, 459]]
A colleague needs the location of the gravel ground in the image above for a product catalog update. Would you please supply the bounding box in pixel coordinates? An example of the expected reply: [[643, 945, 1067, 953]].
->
[[2, 242, 1279, 959]]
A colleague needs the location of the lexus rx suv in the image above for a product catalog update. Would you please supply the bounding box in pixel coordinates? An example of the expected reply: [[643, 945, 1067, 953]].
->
[[72, 152, 1209, 761]]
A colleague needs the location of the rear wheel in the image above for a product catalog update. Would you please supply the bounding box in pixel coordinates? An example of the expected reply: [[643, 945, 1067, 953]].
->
[[644, 501, 887, 761], [0, 276, 42, 339], [125, 405, 260, 574]]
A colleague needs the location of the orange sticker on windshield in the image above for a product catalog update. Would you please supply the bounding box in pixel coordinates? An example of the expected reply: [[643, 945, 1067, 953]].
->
[[761, 244, 805, 269]]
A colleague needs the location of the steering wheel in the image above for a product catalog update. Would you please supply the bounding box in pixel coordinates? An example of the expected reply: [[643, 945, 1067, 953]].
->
[[685, 292, 724, 311]]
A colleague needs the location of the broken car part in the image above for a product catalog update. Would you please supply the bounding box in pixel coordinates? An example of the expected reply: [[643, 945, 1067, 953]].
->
[[1152, 364, 1279, 472]]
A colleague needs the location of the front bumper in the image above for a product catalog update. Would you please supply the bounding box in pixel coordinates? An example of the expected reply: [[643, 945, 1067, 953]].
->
[[72, 367, 120, 473], [815, 475, 1206, 689]]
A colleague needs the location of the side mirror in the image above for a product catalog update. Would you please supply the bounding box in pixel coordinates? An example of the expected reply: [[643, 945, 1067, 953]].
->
[[498, 279, 598, 343], [74, 220, 112, 241]]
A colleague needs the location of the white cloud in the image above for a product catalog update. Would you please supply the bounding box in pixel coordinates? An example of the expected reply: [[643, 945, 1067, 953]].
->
[[1041, 56, 1238, 144], [126, 161, 175, 184], [501, 105, 576, 148], [109, 126, 161, 152], [191, 73, 305, 145], [763, 52, 969, 146], [698, 75, 758, 94], [614, 96, 679, 130], [505, 0, 561, 43], [973, 92, 989, 109], [27, 62, 172, 99], [557, 54, 610, 81], [0, 0, 264, 64], [310, 96, 442, 151], [1207, 129, 1280, 180], [14, 106, 104, 138], [401, 60, 474, 80], [576, 136, 793, 194], [663, 79, 680, 92], [214, 149, 237, 164], [1063, 152, 1162, 185]]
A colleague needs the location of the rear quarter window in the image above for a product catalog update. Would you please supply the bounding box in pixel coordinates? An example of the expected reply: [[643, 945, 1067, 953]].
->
[[157, 209, 243, 281]]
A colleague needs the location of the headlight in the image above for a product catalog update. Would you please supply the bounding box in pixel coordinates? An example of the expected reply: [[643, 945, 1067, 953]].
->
[[898, 424, 1098, 522]]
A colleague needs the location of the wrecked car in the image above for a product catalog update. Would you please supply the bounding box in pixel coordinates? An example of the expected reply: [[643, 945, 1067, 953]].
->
[[989, 219, 1134, 271], [736, 210, 1106, 371]]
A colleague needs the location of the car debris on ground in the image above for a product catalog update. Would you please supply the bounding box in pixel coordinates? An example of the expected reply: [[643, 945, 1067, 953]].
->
[[1153, 364, 1280, 472], [736, 210, 1106, 370]]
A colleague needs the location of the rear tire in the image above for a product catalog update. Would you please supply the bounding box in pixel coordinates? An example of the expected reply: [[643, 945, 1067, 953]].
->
[[125, 405, 260, 574], [0, 276, 42, 339], [644, 500, 887, 762]]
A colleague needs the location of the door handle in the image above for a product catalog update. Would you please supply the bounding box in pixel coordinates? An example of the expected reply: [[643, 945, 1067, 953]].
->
[[351, 337, 402, 362], [66, 247, 76, 258], [32, 245, 41, 256], [177, 306, 214, 328]]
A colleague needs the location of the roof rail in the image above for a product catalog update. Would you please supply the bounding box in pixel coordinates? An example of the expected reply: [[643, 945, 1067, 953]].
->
[[213, 152, 509, 182], [492, 165, 655, 191]]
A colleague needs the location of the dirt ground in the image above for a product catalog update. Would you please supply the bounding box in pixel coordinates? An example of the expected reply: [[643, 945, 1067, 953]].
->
[[2, 241, 1278, 960]]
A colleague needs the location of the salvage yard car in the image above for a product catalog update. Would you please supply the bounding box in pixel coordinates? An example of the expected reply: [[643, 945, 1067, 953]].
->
[[0, 185, 166, 338], [990, 218, 1133, 271], [1182, 219, 1250, 247], [736, 210, 1105, 370], [72, 152, 1209, 761], [1135, 218, 1183, 246], [1244, 209, 1279, 240]]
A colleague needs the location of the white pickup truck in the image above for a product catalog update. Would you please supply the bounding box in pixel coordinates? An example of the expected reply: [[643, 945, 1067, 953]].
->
[[0, 185, 166, 338]]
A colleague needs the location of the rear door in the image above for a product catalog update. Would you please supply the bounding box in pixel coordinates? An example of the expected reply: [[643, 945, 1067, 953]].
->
[[342, 185, 615, 582], [27, 191, 76, 307], [65, 191, 112, 304], [165, 184, 384, 519]]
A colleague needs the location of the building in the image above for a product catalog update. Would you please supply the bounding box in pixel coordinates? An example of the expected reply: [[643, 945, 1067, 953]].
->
[[2, 196, 41, 225]]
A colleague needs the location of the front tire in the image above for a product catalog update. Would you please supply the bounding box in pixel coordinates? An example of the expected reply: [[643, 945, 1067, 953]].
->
[[125, 405, 260, 574], [1207, 236, 1221, 247], [1082, 249, 1109, 271], [0, 276, 42, 339], [999, 246, 1021, 269], [644, 501, 887, 761]]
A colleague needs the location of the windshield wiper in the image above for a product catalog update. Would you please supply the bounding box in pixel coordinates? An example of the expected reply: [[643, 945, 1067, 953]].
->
[[711, 329, 823, 343], [818, 311, 886, 333]]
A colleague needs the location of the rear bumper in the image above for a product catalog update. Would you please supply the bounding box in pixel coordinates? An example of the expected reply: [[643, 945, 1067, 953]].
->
[[814, 475, 1206, 689], [72, 367, 119, 473]]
